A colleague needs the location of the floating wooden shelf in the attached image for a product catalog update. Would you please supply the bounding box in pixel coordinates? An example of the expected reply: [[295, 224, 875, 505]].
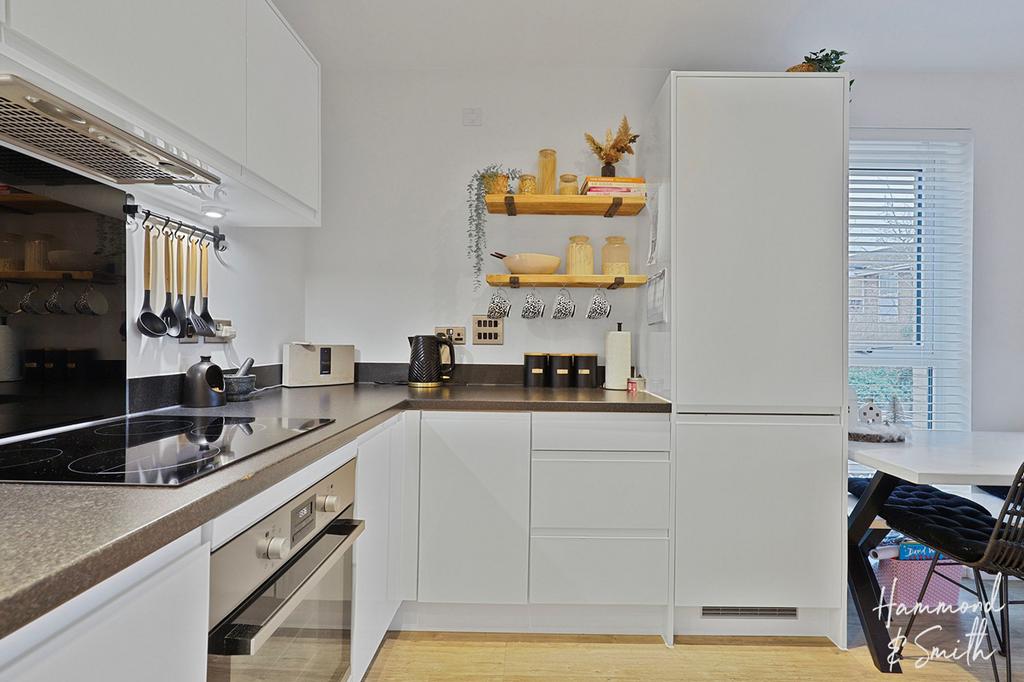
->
[[0, 270, 109, 283], [487, 274, 647, 290], [0, 193, 88, 214], [485, 194, 645, 217]]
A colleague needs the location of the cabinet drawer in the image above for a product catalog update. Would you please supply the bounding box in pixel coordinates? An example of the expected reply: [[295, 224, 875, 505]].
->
[[531, 457, 670, 530], [530, 537, 669, 605], [531, 413, 670, 451]]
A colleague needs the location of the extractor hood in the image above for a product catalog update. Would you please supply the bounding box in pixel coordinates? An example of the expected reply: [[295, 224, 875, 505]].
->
[[0, 74, 219, 186]]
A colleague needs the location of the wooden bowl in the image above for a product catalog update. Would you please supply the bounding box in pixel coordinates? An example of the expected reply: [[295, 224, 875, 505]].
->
[[502, 253, 560, 275]]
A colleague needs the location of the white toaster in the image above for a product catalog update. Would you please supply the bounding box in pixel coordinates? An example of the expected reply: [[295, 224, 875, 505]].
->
[[282, 343, 355, 387]]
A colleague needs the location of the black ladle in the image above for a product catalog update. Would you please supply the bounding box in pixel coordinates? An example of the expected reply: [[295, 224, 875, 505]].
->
[[136, 225, 167, 338], [158, 222, 181, 337]]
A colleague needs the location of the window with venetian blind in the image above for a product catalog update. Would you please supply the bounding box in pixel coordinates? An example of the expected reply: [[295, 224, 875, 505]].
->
[[848, 131, 973, 430]]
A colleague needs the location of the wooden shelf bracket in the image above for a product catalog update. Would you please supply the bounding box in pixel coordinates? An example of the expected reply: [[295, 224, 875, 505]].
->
[[509, 275, 521, 288], [504, 195, 517, 216], [607, 276, 624, 290], [604, 196, 623, 218]]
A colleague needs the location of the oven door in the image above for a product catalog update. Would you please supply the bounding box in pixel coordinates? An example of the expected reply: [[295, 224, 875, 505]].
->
[[208, 514, 364, 682]]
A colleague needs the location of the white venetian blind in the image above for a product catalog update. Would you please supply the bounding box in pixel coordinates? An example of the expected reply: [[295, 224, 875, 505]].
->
[[848, 131, 973, 430]]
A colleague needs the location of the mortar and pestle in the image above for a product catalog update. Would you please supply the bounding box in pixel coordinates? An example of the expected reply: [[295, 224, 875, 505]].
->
[[224, 357, 257, 402]]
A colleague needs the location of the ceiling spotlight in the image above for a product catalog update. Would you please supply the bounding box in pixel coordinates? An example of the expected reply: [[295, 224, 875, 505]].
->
[[201, 205, 226, 220]]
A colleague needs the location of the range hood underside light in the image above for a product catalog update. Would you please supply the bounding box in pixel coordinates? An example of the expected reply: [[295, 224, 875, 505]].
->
[[0, 75, 219, 186]]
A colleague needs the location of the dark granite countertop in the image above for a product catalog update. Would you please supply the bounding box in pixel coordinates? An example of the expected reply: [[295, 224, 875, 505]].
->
[[0, 384, 668, 638]]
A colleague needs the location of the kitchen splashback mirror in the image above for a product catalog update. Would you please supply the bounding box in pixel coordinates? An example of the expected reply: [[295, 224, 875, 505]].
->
[[0, 143, 126, 441]]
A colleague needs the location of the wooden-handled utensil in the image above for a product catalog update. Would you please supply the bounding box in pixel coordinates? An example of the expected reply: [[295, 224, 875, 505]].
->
[[198, 241, 216, 336], [171, 234, 189, 337], [136, 225, 167, 337], [186, 237, 213, 337], [159, 231, 181, 337]]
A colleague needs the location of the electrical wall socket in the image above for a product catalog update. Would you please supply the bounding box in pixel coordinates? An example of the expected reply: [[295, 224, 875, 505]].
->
[[435, 326, 466, 344], [472, 316, 504, 345]]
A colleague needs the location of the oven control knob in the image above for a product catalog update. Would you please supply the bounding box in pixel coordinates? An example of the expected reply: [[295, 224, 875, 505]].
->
[[260, 536, 290, 561], [317, 494, 342, 513]]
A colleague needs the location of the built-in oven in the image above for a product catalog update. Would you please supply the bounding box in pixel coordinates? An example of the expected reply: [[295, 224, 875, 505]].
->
[[208, 459, 363, 682]]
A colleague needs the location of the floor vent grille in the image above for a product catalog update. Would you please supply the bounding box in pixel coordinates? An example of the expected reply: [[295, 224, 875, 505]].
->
[[701, 606, 799, 619]]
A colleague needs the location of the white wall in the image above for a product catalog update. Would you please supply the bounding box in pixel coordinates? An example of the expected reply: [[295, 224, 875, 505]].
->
[[126, 223, 306, 378], [303, 68, 666, 364], [848, 72, 1024, 431]]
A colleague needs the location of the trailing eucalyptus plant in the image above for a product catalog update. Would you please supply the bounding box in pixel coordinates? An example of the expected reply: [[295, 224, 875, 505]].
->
[[466, 164, 521, 290]]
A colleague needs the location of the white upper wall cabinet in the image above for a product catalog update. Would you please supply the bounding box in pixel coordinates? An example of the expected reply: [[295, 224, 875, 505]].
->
[[244, 0, 320, 210], [7, 0, 246, 164], [673, 74, 847, 414]]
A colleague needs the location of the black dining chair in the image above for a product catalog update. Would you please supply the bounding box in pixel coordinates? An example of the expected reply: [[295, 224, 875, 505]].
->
[[848, 472, 1024, 681]]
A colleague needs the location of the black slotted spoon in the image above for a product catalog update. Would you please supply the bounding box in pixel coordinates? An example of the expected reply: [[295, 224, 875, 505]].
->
[[186, 236, 213, 337]]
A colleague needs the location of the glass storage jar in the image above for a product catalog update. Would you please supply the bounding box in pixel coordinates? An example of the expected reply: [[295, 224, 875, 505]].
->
[[566, 235, 594, 275], [558, 173, 578, 195], [518, 174, 537, 195], [537, 149, 557, 195], [601, 235, 630, 276], [24, 233, 52, 271], [0, 232, 23, 271]]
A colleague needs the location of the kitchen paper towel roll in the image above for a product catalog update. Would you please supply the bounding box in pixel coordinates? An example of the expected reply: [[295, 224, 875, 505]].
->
[[604, 323, 630, 390]]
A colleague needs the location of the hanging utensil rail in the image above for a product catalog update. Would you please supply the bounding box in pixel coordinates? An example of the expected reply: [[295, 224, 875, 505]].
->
[[123, 203, 227, 252]]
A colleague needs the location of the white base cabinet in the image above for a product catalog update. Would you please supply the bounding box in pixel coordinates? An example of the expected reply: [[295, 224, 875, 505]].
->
[[529, 414, 672, 608], [530, 537, 669, 606], [675, 415, 845, 609], [352, 415, 409, 681], [418, 411, 531, 604], [0, 532, 209, 682]]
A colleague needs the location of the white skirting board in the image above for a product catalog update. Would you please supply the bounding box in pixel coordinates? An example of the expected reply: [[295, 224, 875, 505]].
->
[[392, 602, 669, 639], [674, 607, 840, 639]]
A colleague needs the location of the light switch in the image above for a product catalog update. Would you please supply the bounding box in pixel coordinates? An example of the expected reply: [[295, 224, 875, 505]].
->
[[472, 316, 504, 345]]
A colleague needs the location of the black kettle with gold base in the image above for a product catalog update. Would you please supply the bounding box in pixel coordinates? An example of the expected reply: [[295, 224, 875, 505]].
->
[[408, 333, 455, 388]]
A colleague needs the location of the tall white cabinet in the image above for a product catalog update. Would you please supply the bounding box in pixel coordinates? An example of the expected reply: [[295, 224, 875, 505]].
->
[[659, 73, 848, 640]]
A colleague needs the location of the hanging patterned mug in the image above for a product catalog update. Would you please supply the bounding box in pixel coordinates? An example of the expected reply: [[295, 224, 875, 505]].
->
[[521, 289, 546, 319], [586, 289, 612, 319], [551, 287, 575, 320], [487, 288, 512, 319]]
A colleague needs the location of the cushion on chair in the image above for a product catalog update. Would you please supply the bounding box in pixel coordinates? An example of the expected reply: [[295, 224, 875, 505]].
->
[[848, 476, 997, 563], [979, 485, 1011, 500]]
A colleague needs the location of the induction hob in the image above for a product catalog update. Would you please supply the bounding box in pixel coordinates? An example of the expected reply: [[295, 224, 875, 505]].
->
[[0, 415, 335, 486]]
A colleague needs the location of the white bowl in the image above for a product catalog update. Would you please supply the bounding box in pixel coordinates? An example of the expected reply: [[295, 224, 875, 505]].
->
[[502, 253, 561, 275]]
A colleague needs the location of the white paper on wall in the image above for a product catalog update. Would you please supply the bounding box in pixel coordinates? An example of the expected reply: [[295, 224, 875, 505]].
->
[[646, 185, 660, 265], [646, 268, 667, 325]]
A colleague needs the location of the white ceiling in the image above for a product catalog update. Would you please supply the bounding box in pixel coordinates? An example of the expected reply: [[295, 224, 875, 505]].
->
[[276, 0, 1024, 73]]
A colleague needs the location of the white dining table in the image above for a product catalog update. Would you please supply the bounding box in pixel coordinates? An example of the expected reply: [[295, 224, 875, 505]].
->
[[847, 430, 1024, 673]]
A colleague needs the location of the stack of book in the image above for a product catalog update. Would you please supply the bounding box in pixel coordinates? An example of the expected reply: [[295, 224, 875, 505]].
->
[[580, 176, 646, 197]]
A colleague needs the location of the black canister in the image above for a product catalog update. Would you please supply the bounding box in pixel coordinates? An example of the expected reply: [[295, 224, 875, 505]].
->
[[548, 354, 574, 388], [523, 353, 548, 387], [573, 353, 598, 388]]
